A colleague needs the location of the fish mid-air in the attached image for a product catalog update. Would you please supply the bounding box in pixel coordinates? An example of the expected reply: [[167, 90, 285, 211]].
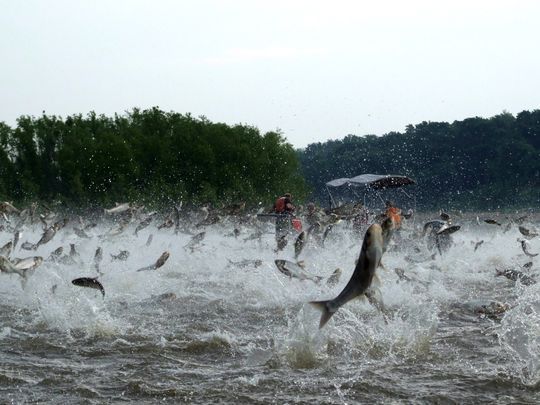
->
[[110, 250, 130, 261], [274, 259, 323, 283], [310, 223, 385, 328], [0, 255, 42, 279], [294, 231, 307, 259], [136, 251, 170, 272], [72, 277, 105, 297], [520, 240, 538, 257]]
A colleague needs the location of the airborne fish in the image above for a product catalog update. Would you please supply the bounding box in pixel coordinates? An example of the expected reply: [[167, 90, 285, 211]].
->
[[13, 231, 21, 249], [520, 240, 538, 257], [484, 219, 502, 226], [47, 246, 63, 261], [310, 223, 386, 328], [0, 241, 12, 257], [104, 203, 131, 215], [294, 231, 307, 260], [184, 232, 205, 252], [20, 241, 35, 251], [326, 268, 342, 287], [473, 240, 484, 252], [0, 255, 42, 279], [111, 250, 130, 261], [135, 213, 156, 235], [136, 251, 170, 272], [496, 268, 536, 286], [274, 259, 323, 283], [34, 224, 58, 249], [0, 255, 26, 277], [94, 247, 103, 273], [72, 277, 105, 297], [519, 226, 538, 239]]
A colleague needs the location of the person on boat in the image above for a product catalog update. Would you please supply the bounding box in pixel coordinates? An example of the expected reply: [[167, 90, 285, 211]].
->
[[273, 193, 295, 246], [304, 202, 322, 228], [385, 200, 402, 229]]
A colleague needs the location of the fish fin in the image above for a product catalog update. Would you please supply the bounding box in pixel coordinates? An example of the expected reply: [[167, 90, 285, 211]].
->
[[310, 300, 334, 329]]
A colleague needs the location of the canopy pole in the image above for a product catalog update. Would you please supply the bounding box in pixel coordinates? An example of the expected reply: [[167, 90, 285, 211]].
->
[[326, 186, 337, 209]]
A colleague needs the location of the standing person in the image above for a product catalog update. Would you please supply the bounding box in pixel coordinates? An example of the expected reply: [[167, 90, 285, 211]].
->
[[304, 202, 322, 228], [385, 200, 402, 229], [273, 193, 295, 247]]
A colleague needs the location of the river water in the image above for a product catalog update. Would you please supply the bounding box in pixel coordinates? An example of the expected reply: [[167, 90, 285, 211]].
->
[[1, 212, 539, 403]]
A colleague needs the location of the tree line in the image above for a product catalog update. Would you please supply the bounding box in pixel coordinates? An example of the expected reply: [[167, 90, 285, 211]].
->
[[298, 110, 540, 211], [0, 108, 307, 210], [1, 108, 538, 211]]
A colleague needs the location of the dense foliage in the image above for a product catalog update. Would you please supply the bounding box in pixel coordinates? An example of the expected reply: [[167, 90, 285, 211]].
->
[[0, 108, 307, 208], [298, 110, 540, 210], [1, 108, 539, 211]]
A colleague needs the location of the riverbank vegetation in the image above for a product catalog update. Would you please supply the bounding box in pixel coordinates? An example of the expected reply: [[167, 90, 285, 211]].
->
[[1, 108, 538, 211]]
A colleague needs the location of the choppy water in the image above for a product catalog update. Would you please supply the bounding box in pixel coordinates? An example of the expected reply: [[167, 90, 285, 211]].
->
[[1, 212, 540, 403]]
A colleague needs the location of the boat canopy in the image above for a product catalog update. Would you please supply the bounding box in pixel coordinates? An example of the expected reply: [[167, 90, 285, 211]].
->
[[325, 173, 416, 211], [325, 174, 415, 190]]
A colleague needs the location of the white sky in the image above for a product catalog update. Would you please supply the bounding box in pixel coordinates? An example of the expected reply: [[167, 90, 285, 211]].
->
[[1, 0, 539, 148]]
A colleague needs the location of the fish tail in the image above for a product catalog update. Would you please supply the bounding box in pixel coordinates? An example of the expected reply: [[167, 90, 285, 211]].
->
[[309, 300, 335, 329]]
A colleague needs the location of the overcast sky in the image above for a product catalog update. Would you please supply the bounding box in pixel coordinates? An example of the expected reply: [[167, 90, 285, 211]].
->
[[1, 0, 539, 147]]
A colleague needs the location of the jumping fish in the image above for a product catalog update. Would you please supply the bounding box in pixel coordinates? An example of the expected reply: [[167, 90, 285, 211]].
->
[[322, 224, 334, 246], [381, 217, 395, 254], [0, 241, 12, 257], [104, 203, 131, 215], [0, 201, 20, 215], [496, 268, 536, 286], [157, 218, 174, 230], [0, 255, 42, 278], [310, 223, 385, 328], [274, 259, 323, 283], [473, 240, 484, 251], [520, 240, 538, 257], [136, 251, 170, 272], [227, 259, 263, 269], [13, 231, 21, 249], [73, 227, 90, 239], [135, 213, 156, 235], [20, 241, 35, 251], [519, 226, 538, 239], [110, 250, 130, 261], [34, 224, 58, 249], [12, 256, 43, 273], [436, 224, 461, 236], [294, 231, 307, 260], [484, 219, 502, 226], [72, 277, 105, 297], [326, 268, 342, 287], [94, 247, 103, 273], [184, 232, 205, 252], [47, 246, 63, 261]]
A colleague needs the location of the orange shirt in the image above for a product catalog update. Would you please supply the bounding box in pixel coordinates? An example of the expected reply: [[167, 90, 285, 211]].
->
[[386, 207, 402, 228]]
